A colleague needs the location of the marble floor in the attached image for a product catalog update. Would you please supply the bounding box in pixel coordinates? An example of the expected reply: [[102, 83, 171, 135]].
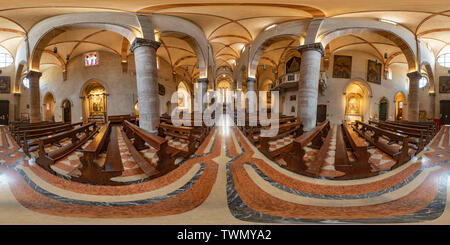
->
[[0, 116, 449, 225]]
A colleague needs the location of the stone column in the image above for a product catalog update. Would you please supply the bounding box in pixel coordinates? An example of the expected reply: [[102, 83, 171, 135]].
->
[[407, 71, 422, 121], [246, 77, 257, 115], [27, 71, 42, 123], [130, 38, 161, 133], [296, 43, 325, 131], [197, 78, 208, 112]]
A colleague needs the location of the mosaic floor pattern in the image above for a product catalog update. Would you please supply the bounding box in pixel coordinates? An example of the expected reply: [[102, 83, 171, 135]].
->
[[0, 119, 449, 225]]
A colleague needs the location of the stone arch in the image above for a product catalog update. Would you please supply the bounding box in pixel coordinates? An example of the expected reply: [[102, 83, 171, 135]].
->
[[14, 61, 26, 93], [317, 19, 418, 72], [249, 34, 302, 78], [43, 92, 55, 121], [78, 78, 110, 97], [344, 79, 373, 122], [28, 12, 142, 71], [152, 14, 209, 78], [61, 98, 73, 123], [248, 19, 310, 77], [80, 79, 109, 123], [419, 61, 435, 93], [393, 91, 406, 121]]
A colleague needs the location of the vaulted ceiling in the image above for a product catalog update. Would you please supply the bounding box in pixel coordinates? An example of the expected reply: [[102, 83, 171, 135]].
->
[[0, 1, 448, 77]]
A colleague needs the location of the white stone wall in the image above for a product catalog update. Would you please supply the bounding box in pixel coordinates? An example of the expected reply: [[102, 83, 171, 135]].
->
[[17, 51, 176, 123], [435, 62, 450, 118]]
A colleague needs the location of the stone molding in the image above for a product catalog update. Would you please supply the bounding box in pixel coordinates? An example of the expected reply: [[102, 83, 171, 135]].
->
[[26, 70, 42, 80], [297, 42, 325, 57], [407, 71, 422, 80], [246, 77, 257, 84], [130, 38, 161, 52]]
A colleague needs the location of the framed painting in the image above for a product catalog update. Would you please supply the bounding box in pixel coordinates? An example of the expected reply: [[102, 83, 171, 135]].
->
[[332, 55, 352, 79], [0, 76, 10, 94], [419, 110, 426, 120], [439, 76, 450, 93], [367, 60, 382, 84]]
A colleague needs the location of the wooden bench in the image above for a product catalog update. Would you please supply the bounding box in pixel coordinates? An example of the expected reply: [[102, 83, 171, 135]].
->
[[35, 122, 98, 174], [159, 116, 209, 143], [21, 122, 82, 154], [398, 120, 438, 136], [108, 114, 130, 124], [353, 120, 411, 168], [12, 122, 66, 140], [123, 120, 177, 175], [281, 120, 331, 175], [157, 122, 201, 157], [243, 116, 298, 146], [369, 120, 429, 153], [72, 122, 124, 185], [334, 124, 374, 179], [259, 121, 303, 159]]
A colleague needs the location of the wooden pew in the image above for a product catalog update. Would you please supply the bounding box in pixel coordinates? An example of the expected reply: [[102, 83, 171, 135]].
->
[[258, 121, 303, 159], [157, 122, 201, 157], [108, 114, 130, 124], [334, 124, 374, 179], [123, 120, 177, 175], [369, 120, 429, 153], [353, 120, 411, 168], [35, 122, 98, 174], [72, 122, 125, 185], [20, 122, 82, 154], [398, 120, 438, 136], [12, 121, 66, 140], [243, 116, 298, 146], [159, 116, 209, 143], [281, 120, 331, 175]]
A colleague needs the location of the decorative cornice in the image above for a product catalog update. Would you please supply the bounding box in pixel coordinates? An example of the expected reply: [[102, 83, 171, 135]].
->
[[407, 71, 422, 80], [130, 38, 161, 52], [26, 71, 42, 80], [297, 42, 325, 57]]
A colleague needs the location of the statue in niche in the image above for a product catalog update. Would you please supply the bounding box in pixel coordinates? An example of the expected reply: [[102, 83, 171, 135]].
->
[[318, 71, 328, 96]]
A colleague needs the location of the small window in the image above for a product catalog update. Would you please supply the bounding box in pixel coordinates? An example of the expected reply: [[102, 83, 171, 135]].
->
[[387, 68, 392, 80], [22, 77, 29, 89], [0, 47, 13, 68], [437, 53, 450, 68], [419, 76, 428, 88]]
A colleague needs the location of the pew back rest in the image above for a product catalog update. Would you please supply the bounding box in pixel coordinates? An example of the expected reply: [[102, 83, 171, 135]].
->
[[294, 120, 330, 147], [83, 121, 111, 154], [158, 123, 195, 141], [124, 120, 167, 151], [39, 122, 95, 146], [342, 124, 368, 150]]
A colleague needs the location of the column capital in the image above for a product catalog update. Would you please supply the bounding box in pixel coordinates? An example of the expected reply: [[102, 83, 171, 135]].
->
[[297, 42, 325, 57], [246, 77, 256, 84], [130, 38, 161, 52], [407, 71, 422, 80], [26, 70, 42, 80], [197, 78, 208, 84]]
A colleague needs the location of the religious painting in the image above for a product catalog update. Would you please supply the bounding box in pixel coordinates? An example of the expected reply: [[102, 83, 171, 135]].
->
[[419, 110, 426, 120], [87, 88, 106, 116], [333, 55, 352, 79], [158, 83, 165, 96], [345, 93, 362, 115], [286, 57, 301, 74], [85, 52, 99, 67], [439, 76, 450, 93], [367, 60, 382, 84], [0, 76, 10, 93]]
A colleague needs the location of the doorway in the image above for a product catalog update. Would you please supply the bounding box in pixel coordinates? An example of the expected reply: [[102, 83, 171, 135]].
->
[[440, 100, 450, 125], [0, 100, 8, 125], [379, 98, 388, 121], [317, 104, 327, 123], [62, 100, 71, 123], [43, 92, 55, 122]]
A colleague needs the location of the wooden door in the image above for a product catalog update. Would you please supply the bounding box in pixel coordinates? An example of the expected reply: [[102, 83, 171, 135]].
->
[[316, 104, 327, 123], [0, 100, 9, 125], [379, 101, 387, 121], [63, 100, 71, 123], [440, 100, 450, 125]]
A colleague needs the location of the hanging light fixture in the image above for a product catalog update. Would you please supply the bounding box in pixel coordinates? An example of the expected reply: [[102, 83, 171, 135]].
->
[[53, 46, 58, 54], [384, 52, 388, 59]]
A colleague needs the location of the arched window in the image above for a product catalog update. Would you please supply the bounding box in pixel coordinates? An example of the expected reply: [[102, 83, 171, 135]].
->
[[419, 76, 428, 88], [0, 47, 13, 68], [437, 53, 450, 68], [22, 77, 30, 89]]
